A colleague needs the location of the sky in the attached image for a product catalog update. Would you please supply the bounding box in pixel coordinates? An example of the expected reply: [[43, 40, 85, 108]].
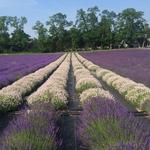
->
[[0, 0, 150, 37]]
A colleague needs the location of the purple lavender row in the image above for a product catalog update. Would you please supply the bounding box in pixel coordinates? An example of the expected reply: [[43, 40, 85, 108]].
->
[[81, 49, 150, 87], [77, 97, 150, 150], [0, 53, 61, 89], [0, 102, 61, 150]]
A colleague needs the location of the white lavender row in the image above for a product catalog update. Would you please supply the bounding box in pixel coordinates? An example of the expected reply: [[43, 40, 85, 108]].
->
[[0, 54, 66, 112], [27, 54, 71, 109], [76, 53, 150, 112], [72, 53, 114, 103]]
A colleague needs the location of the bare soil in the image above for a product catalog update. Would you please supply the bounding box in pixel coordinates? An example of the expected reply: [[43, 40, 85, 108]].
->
[[58, 59, 83, 150]]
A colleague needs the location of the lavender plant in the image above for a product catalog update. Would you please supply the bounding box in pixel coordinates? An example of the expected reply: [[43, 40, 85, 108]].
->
[[0, 102, 60, 150], [0, 53, 61, 89], [77, 97, 150, 150], [81, 50, 150, 87]]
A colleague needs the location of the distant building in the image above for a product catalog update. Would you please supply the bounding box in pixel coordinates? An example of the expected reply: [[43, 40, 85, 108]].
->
[[147, 38, 150, 47]]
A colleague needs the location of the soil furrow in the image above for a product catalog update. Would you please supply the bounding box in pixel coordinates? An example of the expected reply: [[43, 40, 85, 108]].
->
[[58, 55, 81, 150]]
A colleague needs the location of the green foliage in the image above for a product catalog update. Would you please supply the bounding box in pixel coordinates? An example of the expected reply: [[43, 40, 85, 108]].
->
[[10, 29, 30, 52], [0, 7, 150, 53], [86, 119, 133, 150], [116, 8, 146, 48], [77, 82, 98, 93], [6, 131, 55, 150], [33, 21, 49, 52], [52, 98, 67, 110], [0, 16, 11, 52]]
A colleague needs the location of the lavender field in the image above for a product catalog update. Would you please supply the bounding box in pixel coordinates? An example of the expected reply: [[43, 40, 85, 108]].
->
[[0, 53, 61, 88], [1, 0, 150, 149], [81, 49, 150, 87], [0, 52, 150, 150]]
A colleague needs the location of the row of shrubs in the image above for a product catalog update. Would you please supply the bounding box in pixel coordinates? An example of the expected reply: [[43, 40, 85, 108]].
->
[[0, 54, 71, 149], [0, 102, 60, 149], [76, 53, 150, 112], [72, 54, 113, 103], [72, 53, 150, 149], [77, 97, 150, 150], [0, 52, 150, 149], [0, 54, 66, 113], [1, 89, 149, 149], [27, 54, 71, 109]]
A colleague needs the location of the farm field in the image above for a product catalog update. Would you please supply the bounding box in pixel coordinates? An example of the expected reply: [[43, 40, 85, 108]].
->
[[0, 53, 61, 89], [81, 49, 150, 87], [0, 51, 150, 150]]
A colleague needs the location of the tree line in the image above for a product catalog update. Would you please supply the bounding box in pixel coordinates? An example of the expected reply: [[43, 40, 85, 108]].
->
[[0, 7, 150, 53]]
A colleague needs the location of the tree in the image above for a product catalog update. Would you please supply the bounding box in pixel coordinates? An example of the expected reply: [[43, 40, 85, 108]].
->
[[70, 26, 84, 49], [33, 21, 49, 52], [46, 13, 72, 51], [10, 16, 30, 51], [87, 6, 99, 29], [76, 9, 88, 32], [86, 6, 100, 49], [10, 16, 27, 30], [11, 30, 30, 51], [76, 7, 100, 49], [136, 23, 150, 47], [0, 16, 11, 52], [117, 8, 146, 47], [99, 10, 116, 49]]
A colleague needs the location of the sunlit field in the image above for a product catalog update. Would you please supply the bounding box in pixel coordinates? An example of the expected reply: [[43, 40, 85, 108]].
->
[[0, 50, 150, 149], [0, 0, 150, 149]]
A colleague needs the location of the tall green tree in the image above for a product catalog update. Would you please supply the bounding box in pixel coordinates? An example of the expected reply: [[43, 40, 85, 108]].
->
[[0, 16, 11, 52], [33, 21, 49, 52], [87, 6, 99, 29], [136, 23, 150, 47], [10, 17, 30, 51], [116, 8, 146, 47], [76, 9, 88, 32], [76, 7, 100, 49], [70, 26, 84, 50], [86, 6, 100, 49], [46, 13, 72, 51], [99, 10, 116, 49]]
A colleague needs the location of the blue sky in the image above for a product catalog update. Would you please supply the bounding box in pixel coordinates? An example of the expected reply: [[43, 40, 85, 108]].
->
[[0, 0, 150, 37]]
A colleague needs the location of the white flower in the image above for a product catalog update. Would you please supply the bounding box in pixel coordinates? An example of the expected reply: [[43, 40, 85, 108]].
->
[[80, 88, 114, 103]]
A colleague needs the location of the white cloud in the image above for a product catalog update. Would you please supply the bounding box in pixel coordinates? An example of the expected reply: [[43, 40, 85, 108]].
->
[[0, 0, 38, 8]]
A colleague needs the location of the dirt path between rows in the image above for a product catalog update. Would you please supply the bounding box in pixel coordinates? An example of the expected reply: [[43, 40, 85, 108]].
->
[[58, 58, 83, 150]]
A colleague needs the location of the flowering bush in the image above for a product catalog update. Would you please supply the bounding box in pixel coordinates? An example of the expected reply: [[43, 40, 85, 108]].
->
[[77, 97, 150, 150], [80, 88, 114, 103], [0, 54, 66, 112], [0, 53, 61, 89], [76, 53, 150, 112], [27, 54, 70, 110], [0, 102, 60, 150], [72, 54, 102, 93], [72, 54, 113, 103]]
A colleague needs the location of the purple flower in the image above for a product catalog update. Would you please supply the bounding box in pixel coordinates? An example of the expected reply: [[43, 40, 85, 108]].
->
[[0, 53, 61, 89], [0, 102, 61, 150], [77, 97, 150, 150], [81, 50, 150, 87]]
